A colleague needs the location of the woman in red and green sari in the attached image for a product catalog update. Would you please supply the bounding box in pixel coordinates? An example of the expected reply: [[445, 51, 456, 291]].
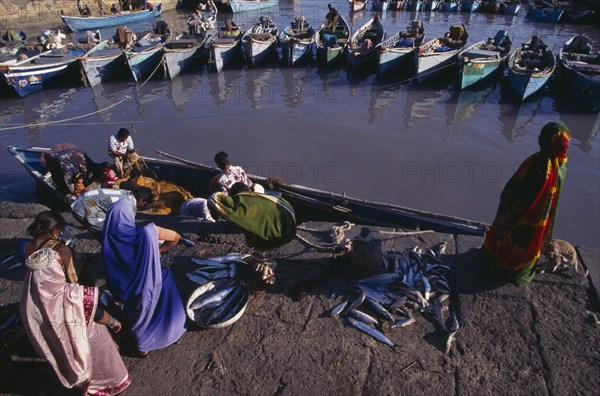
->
[[481, 122, 571, 286]]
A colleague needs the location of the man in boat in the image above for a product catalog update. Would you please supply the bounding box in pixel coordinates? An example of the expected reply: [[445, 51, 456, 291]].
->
[[99, 4, 106, 15], [326, 4, 339, 32], [212, 151, 254, 196], [110, 3, 118, 13], [108, 128, 140, 178], [208, 183, 296, 286], [363, 15, 383, 43]]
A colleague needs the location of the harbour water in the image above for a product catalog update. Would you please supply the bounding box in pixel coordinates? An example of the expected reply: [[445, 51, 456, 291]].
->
[[0, 1, 598, 247]]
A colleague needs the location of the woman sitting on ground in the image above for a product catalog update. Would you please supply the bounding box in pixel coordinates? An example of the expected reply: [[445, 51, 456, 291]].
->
[[20, 211, 131, 395], [101, 199, 187, 357]]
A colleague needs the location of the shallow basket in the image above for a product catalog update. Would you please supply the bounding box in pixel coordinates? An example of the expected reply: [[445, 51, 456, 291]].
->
[[186, 279, 249, 329], [70, 188, 135, 232]]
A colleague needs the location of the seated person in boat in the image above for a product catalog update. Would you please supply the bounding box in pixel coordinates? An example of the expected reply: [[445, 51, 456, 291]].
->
[[115, 26, 136, 49], [154, 20, 171, 37], [108, 127, 140, 178], [363, 15, 383, 43], [99, 4, 106, 15], [188, 10, 207, 35], [77, 0, 91, 15], [110, 3, 118, 13], [326, 3, 340, 32], [212, 151, 254, 196]]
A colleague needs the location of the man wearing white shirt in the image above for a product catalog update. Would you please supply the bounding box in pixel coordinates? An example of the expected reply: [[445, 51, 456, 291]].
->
[[108, 128, 139, 178]]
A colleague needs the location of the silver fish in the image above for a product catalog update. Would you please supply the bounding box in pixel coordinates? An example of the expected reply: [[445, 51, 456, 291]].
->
[[390, 296, 407, 310], [347, 291, 366, 313], [357, 273, 401, 285], [382, 255, 390, 271], [228, 264, 238, 279], [191, 258, 230, 268], [445, 312, 459, 354], [365, 297, 394, 322], [433, 297, 447, 332], [207, 286, 243, 324], [8, 262, 22, 271], [330, 299, 348, 317], [391, 317, 415, 328], [349, 309, 379, 326], [356, 285, 393, 306], [348, 317, 395, 348], [180, 237, 196, 247], [0, 254, 16, 268], [421, 274, 431, 301], [190, 283, 236, 310]]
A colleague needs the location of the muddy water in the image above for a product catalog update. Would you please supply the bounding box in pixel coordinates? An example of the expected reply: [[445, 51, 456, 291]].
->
[[0, 1, 598, 246]]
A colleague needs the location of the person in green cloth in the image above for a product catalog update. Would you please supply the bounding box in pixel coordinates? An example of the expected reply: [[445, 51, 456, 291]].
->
[[208, 185, 296, 285]]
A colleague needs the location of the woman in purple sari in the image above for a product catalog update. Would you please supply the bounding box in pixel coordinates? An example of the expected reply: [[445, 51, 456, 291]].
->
[[101, 199, 186, 357]]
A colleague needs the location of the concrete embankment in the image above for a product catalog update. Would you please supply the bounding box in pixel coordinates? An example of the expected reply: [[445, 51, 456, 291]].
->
[[0, 201, 599, 395]]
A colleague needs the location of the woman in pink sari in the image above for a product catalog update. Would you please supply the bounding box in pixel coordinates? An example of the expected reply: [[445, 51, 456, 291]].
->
[[20, 211, 131, 395]]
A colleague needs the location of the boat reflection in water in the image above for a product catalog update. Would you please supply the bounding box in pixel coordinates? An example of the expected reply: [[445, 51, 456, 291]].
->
[[497, 86, 546, 142], [133, 81, 168, 117], [368, 82, 404, 124], [445, 82, 496, 132], [280, 67, 311, 110], [244, 68, 275, 110], [402, 84, 449, 130], [0, 99, 24, 129], [90, 83, 134, 123], [167, 73, 205, 112], [207, 68, 243, 107], [553, 92, 600, 154], [22, 88, 78, 138]]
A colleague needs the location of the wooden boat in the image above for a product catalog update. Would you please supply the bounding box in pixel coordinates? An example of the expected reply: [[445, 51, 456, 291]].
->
[[425, 0, 444, 10], [241, 16, 278, 67], [376, 20, 425, 78], [124, 33, 167, 83], [508, 36, 556, 101], [6, 145, 488, 236], [279, 17, 316, 67], [208, 24, 243, 72], [78, 40, 127, 87], [372, 0, 390, 11], [558, 34, 600, 112], [162, 39, 202, 79], [458, 29, 512, 90], [314, 14, 350, 67], [416, 24, 468, 84], [501, 0, 521, 15], [227, 0, 278, 13], [442, 0, 461, 11], [460, 0, 481, 11], [61, 3, 163, 32], [479, 0, 503, 13], [405, 0, 425, 10], [0, 48, 80, 97], [348, 16, 386, 72], [350, 0, 367, 12], [526, 0, 563, 22]]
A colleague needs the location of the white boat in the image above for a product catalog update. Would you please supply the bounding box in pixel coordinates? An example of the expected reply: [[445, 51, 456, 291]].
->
[[124, 33, 167, 82], [350, 0, 367, 12], [241, 16, 278, 67], [377, 20, 425, 77], [163, 39, 202, 79], [228, 0, 278, 13], [416, 24, 468, 83], [279, 17, 316, 67], [348, 16, 385, 72], [314, 15, 351, 67]]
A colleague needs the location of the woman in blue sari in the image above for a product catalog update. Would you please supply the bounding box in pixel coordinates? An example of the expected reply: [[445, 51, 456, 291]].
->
[[101, 199, 186, 357]]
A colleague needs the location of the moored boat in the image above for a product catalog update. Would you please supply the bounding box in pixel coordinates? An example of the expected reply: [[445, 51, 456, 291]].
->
[[348, 15, 386, 72], [279, 16, 316, 67], [162, 39, 203, 79], [458, 29, 512, 90], [425, 0, 444, 10], [372, 0, 390, 11], [227, 0, 278, 13], [376, 20, 425, 78], [5, 145, 488, 237], [558, 34, 600, 112], [78, 40, 127, 87], [124, 33, 167, 83], [501, 0, 521, 15], [208, 21, 243, 72], [416, 24, 468, 84], [350, 0, 368, 12], [241, 16, 278, 67], [0, 48, 80, 97], [315, 14, 350, 67], [61, 3, 163, 32], [507, 35, 556, 101], [526, 0, 563, 22], [461, 0, 480, 11], [405, 0, 425, 10], [442, 0, 461, 11]]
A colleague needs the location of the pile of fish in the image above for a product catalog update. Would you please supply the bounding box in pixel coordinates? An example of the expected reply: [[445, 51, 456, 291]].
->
[[186, 254, 250, 328], [329, 243, 459, 352]]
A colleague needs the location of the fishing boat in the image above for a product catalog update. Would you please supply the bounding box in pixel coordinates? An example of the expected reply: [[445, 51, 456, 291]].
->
[[479, 0, 503, 13], [425, 0, 444, 10], [415, 24, 468, 84], [458, 29, 512, 90], [348, 16, 386, 72], [162, 39, 203, 79], [6, 145, 488, 237], [314, 15, 350, 67], [389, 0, 405, 10], [526, 0, 563, 22], [78, 40, 127, 87], [208, 22, 243, 72], [241, 16, 278, 67], [279, 16, 316, 67], [461, 0, 481, 11], [376, 20, 425, 78], [442, 0, 461, 11], [507, 35, 556, 101], [405, 0, 425, 10], [61, 3, 163, 32], [0, 48, 80, 97], [227, 0, 278, 13], [350, 0, 367, 12], [558, 34, 600, 112], [372, 0, 390, 11], [124, 33, 167, 82]]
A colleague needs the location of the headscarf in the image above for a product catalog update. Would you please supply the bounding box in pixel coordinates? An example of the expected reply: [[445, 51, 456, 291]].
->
[[209, 192, 296, 250], [20, 248, 96, 389]]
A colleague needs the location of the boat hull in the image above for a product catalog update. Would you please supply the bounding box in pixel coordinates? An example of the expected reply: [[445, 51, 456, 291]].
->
[[315, 17, 350, 67], [79, 42, 126, 87], [458, 41, 507, 90], [125, 44, 164, 82], [281, 41, 313, 67], [508, 49, 556, 101], [242, 38, 277, 67], [377, 48, 418, 77], [61, 3, 163, 32], [461, 0, 480, 11], [417, 46, 463, 83], [526, 7, 563, 22], [442, 1, 460, 11], [210, 39, 241, 72], [228, 0, 278, 13], [163, 44, 201, 79], [372, 1, 389, 11]]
